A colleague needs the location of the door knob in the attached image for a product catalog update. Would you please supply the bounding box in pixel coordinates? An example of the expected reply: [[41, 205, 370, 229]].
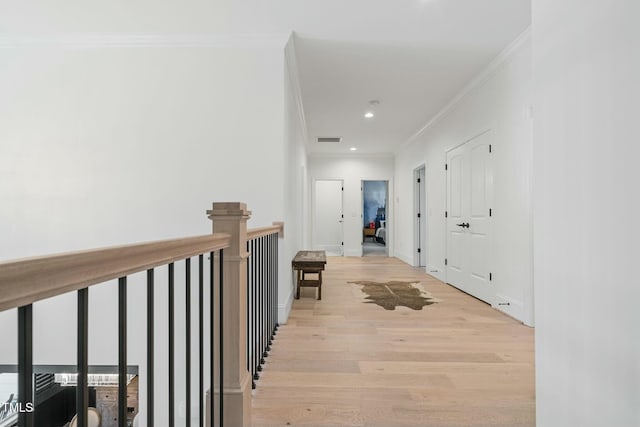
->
[[456, 222, 470, 228]]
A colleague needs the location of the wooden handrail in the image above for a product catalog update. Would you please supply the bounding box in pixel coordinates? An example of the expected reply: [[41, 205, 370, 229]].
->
[[0, 233, 231, 312], [247, 222, 284, 241]]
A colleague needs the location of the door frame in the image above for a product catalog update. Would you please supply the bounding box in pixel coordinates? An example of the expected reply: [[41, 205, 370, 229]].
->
[[413, 165, 427, 267], [311, 178, 344, 256], [361, 179, 390, 257]]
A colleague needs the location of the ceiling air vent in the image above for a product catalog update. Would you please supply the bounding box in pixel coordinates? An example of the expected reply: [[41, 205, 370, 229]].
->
[[316, 137, 342, 143]]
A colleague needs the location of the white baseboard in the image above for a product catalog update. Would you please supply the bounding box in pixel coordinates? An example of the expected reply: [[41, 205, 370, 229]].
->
[[426, 264, 445, 282], [278, 286, 294, 324], [344, 249, 362, 257], [395, 252, 413, 266], [494, 293, 525, 324]]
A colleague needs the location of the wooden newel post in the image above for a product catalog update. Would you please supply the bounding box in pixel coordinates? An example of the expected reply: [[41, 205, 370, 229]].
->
[[206, 202, 252, 427]]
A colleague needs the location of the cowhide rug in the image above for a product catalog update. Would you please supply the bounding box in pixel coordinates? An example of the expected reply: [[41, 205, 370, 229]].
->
[[348, 280, 440, 311]]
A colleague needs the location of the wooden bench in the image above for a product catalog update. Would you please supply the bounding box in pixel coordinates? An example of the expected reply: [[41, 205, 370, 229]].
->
[[292, 250, 327, 300]]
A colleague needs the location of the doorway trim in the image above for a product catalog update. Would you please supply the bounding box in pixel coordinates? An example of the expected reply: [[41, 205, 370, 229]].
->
[[361, 179, 390, 258], [413, 165, 427, 267]]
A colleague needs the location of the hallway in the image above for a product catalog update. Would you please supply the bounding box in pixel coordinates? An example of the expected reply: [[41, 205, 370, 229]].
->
[[251, 257, 535, 427]]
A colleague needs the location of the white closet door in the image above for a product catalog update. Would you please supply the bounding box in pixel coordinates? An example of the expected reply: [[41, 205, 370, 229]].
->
[[446, 131, 493, 303], [446, 146, 468, 289]]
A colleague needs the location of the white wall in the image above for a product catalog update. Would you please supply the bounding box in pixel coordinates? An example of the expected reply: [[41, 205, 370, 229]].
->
[[308, 155, 394, 256], [280, 37, 308, 322], [0, 36, 289, 425], [0, 42, 288, 259], [533, 1, 640, 425], [394, 33, 533, 325]]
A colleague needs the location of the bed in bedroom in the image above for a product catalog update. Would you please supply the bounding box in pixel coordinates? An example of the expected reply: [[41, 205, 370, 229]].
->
[[375, 220, 386, 245]]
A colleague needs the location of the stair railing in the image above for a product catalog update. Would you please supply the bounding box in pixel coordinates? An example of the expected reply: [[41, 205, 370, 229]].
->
[[0, 202, 283, 427]]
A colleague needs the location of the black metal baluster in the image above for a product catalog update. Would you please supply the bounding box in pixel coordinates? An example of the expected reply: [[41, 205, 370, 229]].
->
[[209, 252, 215, 426], [269, 235, 272, 344], [254, 239, 258, 387], [18, 304, 33, 427], [77, 289, 89, 427], [266, 235, 272, 352], [254, 237, 262, 378], [246, 240, 250, 381], [147, 269, 155, 427], [273, 233, 278, 336], [246, 240, 250, 385], [270, 234, 275, 338], [169, 263, 175, 427], [256, 237, 264, 372], [266, 234, 270, 349], [274, 234, 277, 334], [268, 234, 273, 341], [259, 236, 264, 362], [273, 233, 280, 335], [219, 249, 224, 427], [258, 237, 265, 370], [185, 258, 192, 427], [118, 277, 127, 427], [262, 236, 268, 363], [198, 254, 204, 427], [251, 239, 260, 388], [272, 234, 276, 341]]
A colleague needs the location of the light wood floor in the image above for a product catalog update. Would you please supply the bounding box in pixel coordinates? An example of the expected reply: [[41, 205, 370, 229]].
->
[[251, 257, 535, 427]]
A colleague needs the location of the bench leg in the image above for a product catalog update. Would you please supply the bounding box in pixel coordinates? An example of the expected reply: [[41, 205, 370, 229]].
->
[[296, 270, 301, 299], [317, 271, 322, 300]]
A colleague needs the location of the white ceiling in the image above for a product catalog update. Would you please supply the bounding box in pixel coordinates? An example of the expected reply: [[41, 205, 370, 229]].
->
[[295, 37, 497, 155], [281, 0, 532, 155], [1, 0, 531, 155]]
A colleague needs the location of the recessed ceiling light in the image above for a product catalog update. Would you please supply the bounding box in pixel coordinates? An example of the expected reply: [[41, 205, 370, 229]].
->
[[350, 147, 357, 151], [364, 112, 374, 118]]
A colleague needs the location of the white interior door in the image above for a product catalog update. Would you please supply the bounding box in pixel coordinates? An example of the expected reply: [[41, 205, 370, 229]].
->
[[446, 148, 468, 288], [446, 131, 493, 303], [314, 179, 344, 256]]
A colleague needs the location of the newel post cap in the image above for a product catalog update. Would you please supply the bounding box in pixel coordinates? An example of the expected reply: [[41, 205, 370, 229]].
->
[[206, 202, 252, 220]]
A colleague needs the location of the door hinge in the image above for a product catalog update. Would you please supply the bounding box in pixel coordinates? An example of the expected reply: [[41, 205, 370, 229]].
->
[[417, 178, 421, 183], [341, 214, 344, 218], [445, 258, 448, 266], [445, 163, 448, 171], [417, 248, 421, 253], [490, 272, 492, 281], [489, 208, 492, 217], [341, 242, 344, 246], [445, 211, 448, 218], [489, 144, 492, 153], [417, 213, 421, 218], [342, 187, 344, 191]]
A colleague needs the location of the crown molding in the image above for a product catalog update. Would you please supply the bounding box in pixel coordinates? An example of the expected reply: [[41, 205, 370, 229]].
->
[[396, 26, 532, 154], [284, 32, 310, 145], [0, 33, 290, 49]]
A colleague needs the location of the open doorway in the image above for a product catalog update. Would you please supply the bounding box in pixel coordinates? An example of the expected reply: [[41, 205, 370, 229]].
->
[[361, 180, 388, 257], [414, 166, 426, 267]]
